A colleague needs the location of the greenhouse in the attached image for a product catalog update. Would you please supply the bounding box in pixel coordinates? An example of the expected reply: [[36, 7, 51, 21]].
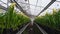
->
[[0, 0, 60, 34]]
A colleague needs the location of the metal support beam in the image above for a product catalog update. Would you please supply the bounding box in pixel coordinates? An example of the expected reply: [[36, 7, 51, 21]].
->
[[10, 0, 31, 17], [0, 5, 7, 11], [0, 1, 7, 5], [37, 0, 56, 16]]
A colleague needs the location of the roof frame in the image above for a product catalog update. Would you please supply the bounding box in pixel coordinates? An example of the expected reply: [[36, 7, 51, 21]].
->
[[10, 0, 32, 16], [37, 0, 56, 16]]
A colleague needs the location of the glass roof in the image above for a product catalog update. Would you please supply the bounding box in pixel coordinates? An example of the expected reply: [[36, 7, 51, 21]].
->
[[0, 0, 60, 16]]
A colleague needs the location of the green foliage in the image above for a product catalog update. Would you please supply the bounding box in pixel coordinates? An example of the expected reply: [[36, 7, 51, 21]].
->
[[0, 3, 30, 34], [35, 9, 60, 31]]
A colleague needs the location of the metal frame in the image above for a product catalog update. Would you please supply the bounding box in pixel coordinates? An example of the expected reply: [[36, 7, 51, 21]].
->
[[0, 5, 7, 11], [0, 1, 7, 5], [0, 0, 60, 17], [37, 0, 56, 16], [10, 0, 32, 16], [34, 0, 38, 12]]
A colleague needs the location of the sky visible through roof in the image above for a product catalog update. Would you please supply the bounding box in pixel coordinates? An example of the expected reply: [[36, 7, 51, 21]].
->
[[0, 0, 60, 16]]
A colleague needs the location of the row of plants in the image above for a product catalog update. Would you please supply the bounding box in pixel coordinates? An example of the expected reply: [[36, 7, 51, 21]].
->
[[0, 3, 30, 34], [35, 9, 60, 31]]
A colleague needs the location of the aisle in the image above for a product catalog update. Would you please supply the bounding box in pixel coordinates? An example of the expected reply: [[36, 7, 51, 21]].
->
[[22, 24, 43, 34]]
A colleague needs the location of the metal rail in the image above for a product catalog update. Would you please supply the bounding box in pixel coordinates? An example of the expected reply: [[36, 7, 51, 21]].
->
[[35, 23, 47, 34], [16, 23, 30, 34], [16, 22, 48, 34]]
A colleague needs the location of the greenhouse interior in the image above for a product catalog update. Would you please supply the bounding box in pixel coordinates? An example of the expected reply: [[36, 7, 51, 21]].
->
[[0, 0, 60, 34]]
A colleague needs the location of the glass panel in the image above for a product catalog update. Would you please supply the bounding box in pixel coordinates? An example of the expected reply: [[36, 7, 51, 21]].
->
[[40, 0, 60, 16], [0, 2, 7, 8], [28, 0, 51, 16], [1, 0, 7, 4], [0, 0, 7, 8], [49, 1, 60, 9], [29, 0, 37, 5], [0, 0, 60, 16], [37, 0, 51, 7], [57, 0, 60, 1]]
